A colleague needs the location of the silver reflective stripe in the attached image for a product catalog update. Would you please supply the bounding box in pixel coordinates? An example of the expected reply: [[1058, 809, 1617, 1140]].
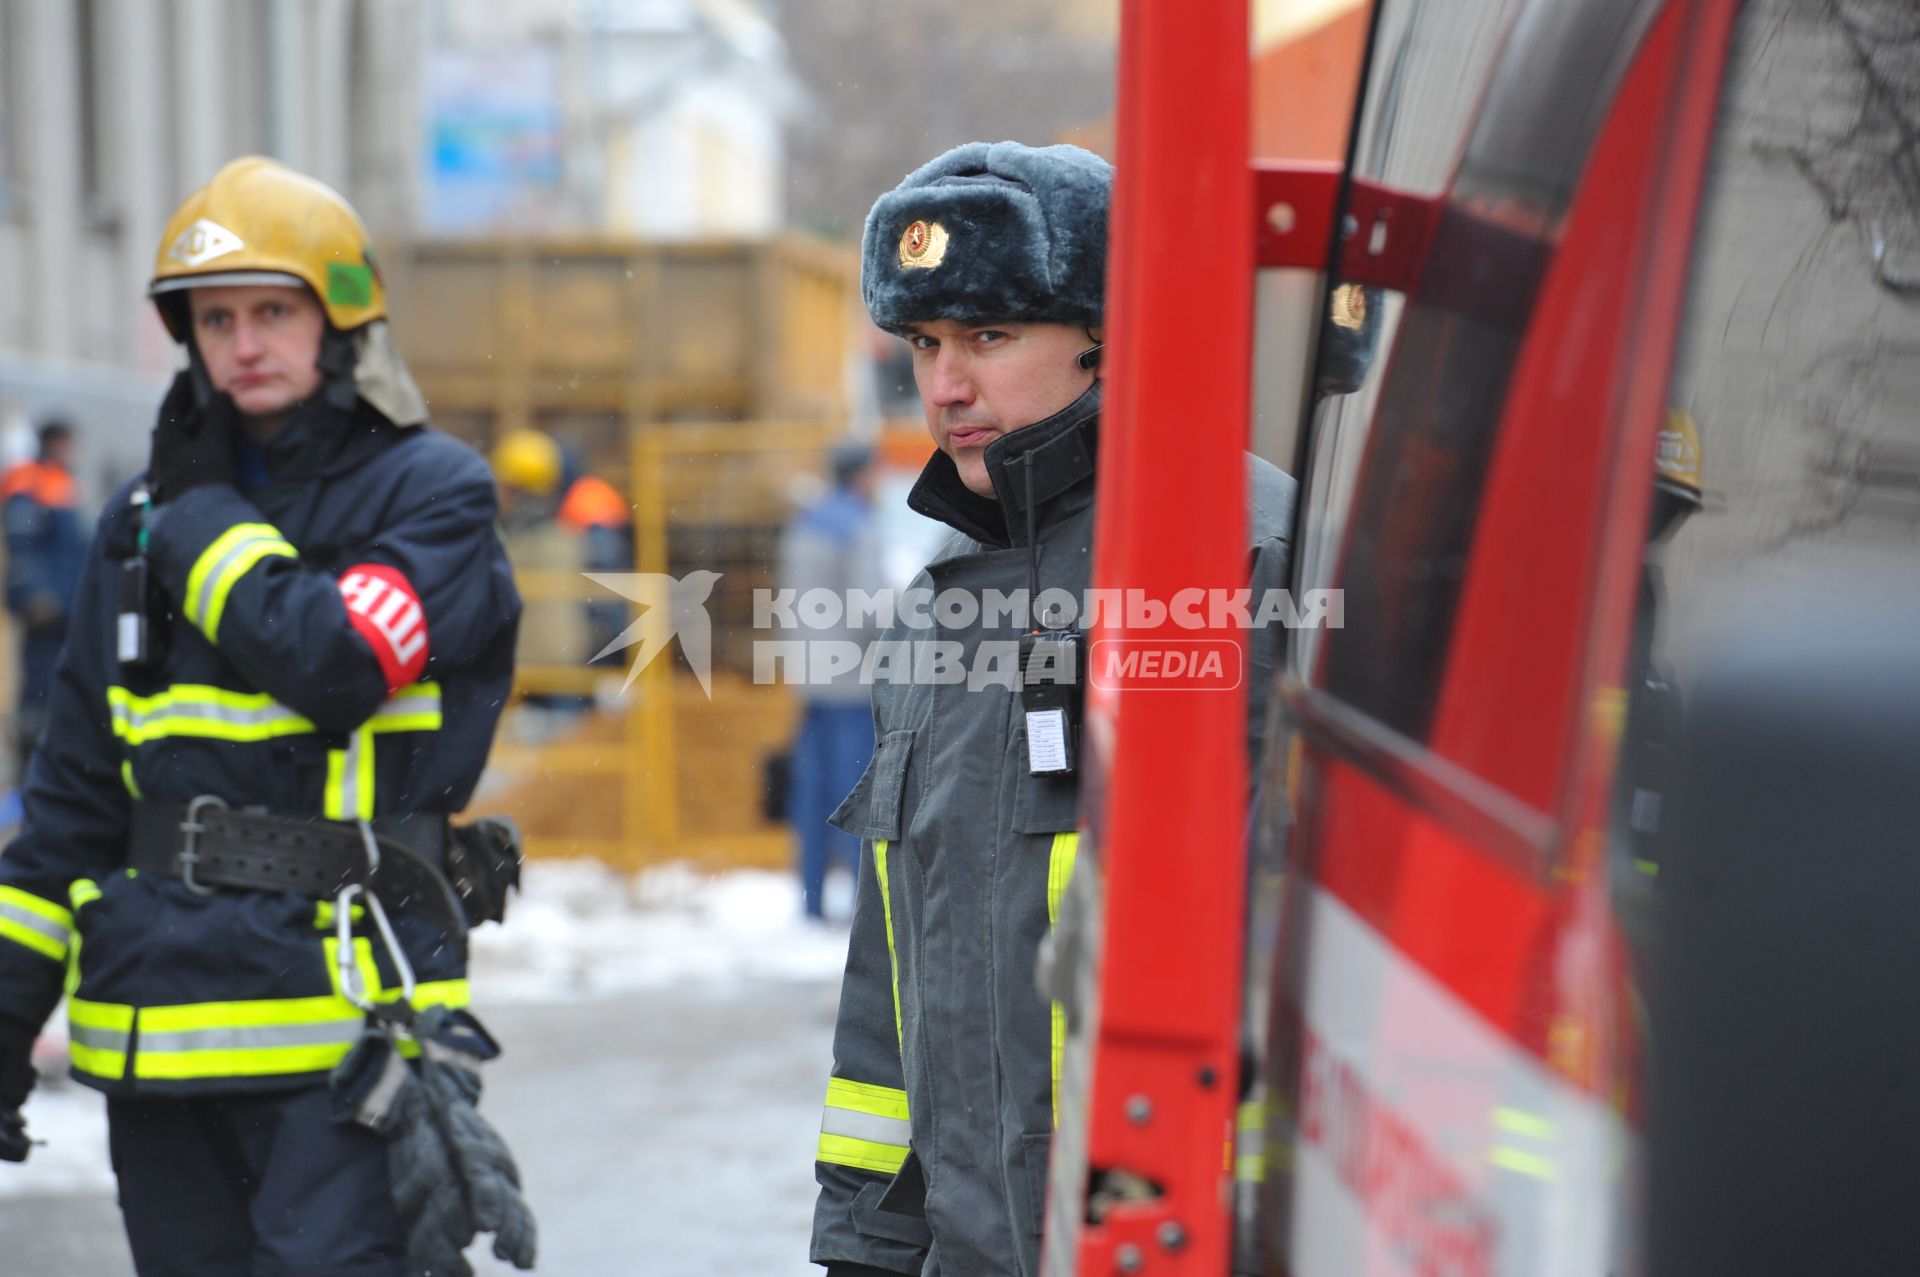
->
[[136, 1020, 363, 1054], [68, 1024, 132, 1051], [820, 1105, 912, 1149], [337, 729, 366, 817], [111, 696, 310, 737], [0, 901, 69, 947], [193, 534, 285, 626], [371, 685, 442, 723]]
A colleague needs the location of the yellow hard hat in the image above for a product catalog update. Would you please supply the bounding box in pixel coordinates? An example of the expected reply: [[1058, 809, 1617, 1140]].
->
[[491, 431, 563, 497], [1653, 407, 1704, 506], [149, 157, 385, 340]]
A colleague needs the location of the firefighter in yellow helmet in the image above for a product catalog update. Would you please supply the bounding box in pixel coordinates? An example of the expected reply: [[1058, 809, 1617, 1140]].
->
[[491, 429, 565, 502], [1612, 409, 1707, 972], [0, 158, 534, 1275], [489, 430, 591, 681]]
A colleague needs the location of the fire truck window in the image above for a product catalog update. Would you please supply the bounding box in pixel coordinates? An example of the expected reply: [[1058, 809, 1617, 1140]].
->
[[1610, 0, 1920, 889], [1295, 0, 1660, 747]]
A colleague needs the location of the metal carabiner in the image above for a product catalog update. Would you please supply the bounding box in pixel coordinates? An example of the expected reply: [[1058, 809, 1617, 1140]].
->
[[177, 794, 228, 896], [334, 883, 419, 1012], [333, 822, 417, 1013]]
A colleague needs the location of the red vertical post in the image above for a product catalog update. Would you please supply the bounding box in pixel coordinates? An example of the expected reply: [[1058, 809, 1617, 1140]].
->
[[1073, 0, 1252, 1272]]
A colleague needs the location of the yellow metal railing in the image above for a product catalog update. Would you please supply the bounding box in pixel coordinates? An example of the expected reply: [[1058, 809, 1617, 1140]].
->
[[485, 422, 843, 869]]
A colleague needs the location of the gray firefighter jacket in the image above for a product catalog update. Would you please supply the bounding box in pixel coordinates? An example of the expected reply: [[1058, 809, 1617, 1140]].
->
[[810, 385, 1297, 1276]]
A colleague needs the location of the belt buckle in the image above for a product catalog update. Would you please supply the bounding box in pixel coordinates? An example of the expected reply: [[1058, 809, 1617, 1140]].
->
[[177, 794, 229, 896]]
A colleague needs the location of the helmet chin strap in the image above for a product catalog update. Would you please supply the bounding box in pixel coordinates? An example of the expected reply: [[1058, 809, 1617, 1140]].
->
[[316, 326, 360, 412], [184, 342, 219, 410]]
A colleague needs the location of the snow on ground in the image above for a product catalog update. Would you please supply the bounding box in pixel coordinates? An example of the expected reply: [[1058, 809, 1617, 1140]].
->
[[469, 861, 854, 1002], [0, 863, 853, 1204], [4, 1075, 112, 1197]]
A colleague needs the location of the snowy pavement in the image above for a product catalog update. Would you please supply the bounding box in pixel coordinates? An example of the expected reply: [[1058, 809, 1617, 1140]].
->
[[0, 864, 854, 1277]]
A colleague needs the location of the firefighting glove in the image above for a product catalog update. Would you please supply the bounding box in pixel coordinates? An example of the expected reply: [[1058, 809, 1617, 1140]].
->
[[331, 1011, 536, 1275], [0, 1013, 40, 1164], [147, 371, 237, 501], [417, 1047, 538, 1270]]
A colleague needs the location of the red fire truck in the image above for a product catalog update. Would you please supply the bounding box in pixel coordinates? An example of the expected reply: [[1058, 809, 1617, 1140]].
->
[[1048, 0, 1920, 1273]]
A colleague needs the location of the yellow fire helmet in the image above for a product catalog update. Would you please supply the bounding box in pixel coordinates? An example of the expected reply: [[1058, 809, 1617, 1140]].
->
[[491, 431, 564, 498], [149, 156, 385, 340], [1653, 406, 1705, 507]]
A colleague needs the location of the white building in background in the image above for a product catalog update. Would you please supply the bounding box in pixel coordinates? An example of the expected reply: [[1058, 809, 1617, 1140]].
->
[[0, 0, 424, 479], [0, 0, 797, 479], [425, 0, 798, 238]]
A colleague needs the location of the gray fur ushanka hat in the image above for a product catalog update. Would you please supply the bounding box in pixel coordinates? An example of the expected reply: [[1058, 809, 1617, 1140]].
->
[[861, 141, 1112, 334]]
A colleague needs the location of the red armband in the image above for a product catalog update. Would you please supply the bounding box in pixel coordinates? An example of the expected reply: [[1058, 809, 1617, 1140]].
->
[[338, 564, 430, 692]]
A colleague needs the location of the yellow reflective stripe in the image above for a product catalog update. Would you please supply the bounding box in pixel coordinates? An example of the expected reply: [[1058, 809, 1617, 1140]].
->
[[141, 994, 368, 1033], [1046, 832, 1080, 924], [203, 540, 298, 639], [1046, 831, 1080, 1127], [110, 684, 438, 753], [68, 879, 102, 911], [322, 936, 383, 1003], [0, 886, 73, 962], [0, 917, 65, 962], [873, 839, 903, 1053], [125, 979, 470, 1081], [1235, 1099, 1268, 1183], [0, 884, 72, 929], [108, 684, 315, 746], [184, 523, 296, 638], [312, 901, 365, 931], [121, 760, 141, 798], [1490, 1146, 1557, 1180], [183, 524, 272, 619], [134, 1042, 353, 1080], [369, 683, 442, 733], [816, 1133, 910, 1174], [67, 999, 134, 1082], [818, 1080, 912, 1174], [1493, 1106, 1556, 1140], [323, 724, 376, 820], [1490, 1105, 1557, 1180], [825, 1076, 909, 1120]]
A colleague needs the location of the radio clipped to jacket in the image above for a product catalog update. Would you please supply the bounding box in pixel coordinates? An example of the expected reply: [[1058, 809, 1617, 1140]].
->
[[1020, 628, 1082, 776]]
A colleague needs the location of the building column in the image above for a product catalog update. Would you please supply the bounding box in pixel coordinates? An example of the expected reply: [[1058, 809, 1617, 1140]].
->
[[308, 0, 353, 190], [175, 0, 223, 187], [24, 0, 81, 360], [104, 0, 171, 371]]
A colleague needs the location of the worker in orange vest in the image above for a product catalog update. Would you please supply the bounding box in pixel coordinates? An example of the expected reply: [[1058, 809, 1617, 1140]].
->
[[0, 419, 86, 777]]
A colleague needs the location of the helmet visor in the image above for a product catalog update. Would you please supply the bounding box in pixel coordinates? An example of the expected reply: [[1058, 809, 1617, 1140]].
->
[[149, 270, 308, 297]]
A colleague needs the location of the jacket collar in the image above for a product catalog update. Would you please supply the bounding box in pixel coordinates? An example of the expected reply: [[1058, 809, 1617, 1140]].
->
[[907, 382, 1102, 549], [248, 396, 400, 485]]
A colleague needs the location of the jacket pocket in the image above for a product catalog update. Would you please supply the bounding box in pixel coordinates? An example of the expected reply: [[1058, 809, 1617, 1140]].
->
[[852, 1176, 933, 1248], [1011, 722, 1081, 833], [831, 728, 916, 840], [1021, 1130, 1054, 1247]]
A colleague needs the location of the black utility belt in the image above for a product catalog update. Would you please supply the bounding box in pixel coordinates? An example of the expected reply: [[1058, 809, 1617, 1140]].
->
[[128, 798, 451, 908]]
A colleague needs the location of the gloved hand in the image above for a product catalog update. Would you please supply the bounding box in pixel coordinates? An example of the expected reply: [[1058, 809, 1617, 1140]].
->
[[417, 1055, 537, 1270], [147, 371, 237, 501], [0, 1013, 41, 1164], [332, 1013, 536, 1276]]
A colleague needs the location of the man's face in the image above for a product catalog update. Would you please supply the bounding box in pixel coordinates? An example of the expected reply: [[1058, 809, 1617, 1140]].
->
[[905, 319, 1100, 498], [188, 284, 327, 420]]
